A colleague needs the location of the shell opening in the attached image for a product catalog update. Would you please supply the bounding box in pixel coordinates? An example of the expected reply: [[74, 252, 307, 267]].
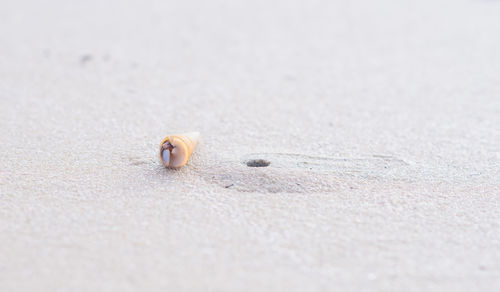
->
[[161, 149, 171, 166], [161, 141, 174, 166]]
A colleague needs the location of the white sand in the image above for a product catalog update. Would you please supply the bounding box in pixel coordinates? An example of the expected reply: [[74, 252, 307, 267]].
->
[[1, 0, 500, 291]]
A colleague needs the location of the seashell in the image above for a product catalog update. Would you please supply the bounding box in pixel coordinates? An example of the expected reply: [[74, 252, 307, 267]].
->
[[159, 132, 200, 168]]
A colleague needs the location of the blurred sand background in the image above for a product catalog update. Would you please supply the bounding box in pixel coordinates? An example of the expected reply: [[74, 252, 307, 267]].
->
[[1, 0, 500, 291]]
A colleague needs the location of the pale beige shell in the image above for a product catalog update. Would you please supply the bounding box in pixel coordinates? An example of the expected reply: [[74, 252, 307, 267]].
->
[[159, 132, 199, 168]]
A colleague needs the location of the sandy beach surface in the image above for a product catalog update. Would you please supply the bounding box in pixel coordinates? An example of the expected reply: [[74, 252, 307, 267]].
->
[[1, 0, 500, 291]]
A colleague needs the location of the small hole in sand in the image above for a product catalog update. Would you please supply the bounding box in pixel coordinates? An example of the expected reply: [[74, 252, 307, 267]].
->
[[246, 159, 270, 167]]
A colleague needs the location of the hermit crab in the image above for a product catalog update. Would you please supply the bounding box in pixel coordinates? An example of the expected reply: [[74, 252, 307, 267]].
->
[[159, 132, 199, 168]]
